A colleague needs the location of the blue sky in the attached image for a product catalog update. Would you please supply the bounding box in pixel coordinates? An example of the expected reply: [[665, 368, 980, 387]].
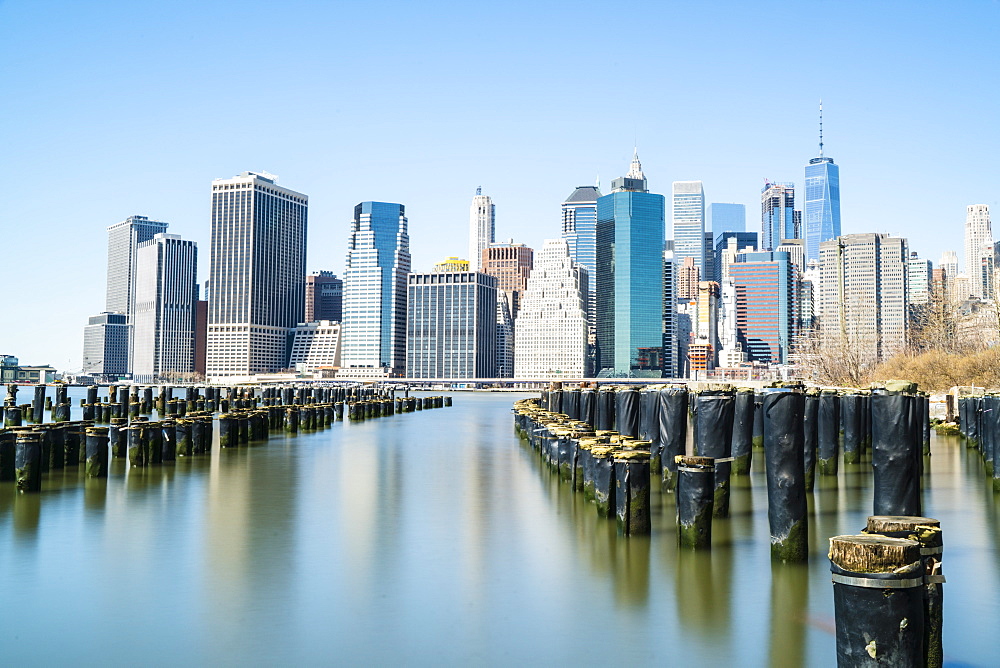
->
[[2, 0, 998, 370]]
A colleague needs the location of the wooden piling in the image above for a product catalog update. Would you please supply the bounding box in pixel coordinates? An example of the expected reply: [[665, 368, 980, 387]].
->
[[676, 455, 714, 549]]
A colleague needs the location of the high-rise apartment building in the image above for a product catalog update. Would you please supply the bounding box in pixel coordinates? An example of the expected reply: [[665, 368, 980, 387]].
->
[[819, 233, 909, 363], [132, 234, 198, 383], [495, 293, 515, 378], [468, 188, 495, 272], [81, 312, 129, 381], [708, 203, 746, 234], [305, 271, 343, 322], [596, 152, 665, 376], [341, 201, 410, 376], [730, 251, 796, 364], [514, 239, 588, 378], [206, 171, 308, 378], [688, 281, 719, 374], [405, 271, 496, 378], [965, 204, 992, 299], [672, 180, 706, 275], [561, 185, 600, 321], [761, 182, 795, 251]]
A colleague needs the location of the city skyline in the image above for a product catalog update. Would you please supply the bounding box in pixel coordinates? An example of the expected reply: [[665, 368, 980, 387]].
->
[[3, 2, 999, 368]]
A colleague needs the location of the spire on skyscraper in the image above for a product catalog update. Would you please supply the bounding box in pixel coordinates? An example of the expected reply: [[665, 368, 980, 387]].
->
[[627, 147, 644, 180]]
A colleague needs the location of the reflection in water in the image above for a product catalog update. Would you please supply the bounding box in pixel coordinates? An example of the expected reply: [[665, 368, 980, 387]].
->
[[0, 390, 998, 665], [769, 563, 809, 668], [13, 492, 41, 536]]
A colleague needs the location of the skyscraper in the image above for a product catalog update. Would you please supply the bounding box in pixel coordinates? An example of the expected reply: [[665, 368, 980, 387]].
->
[[206, 171, 308, 378], [514, 239, 588, 378], [341, 201, 411, 376], [81, 313, 129, 381], [804, 103, 842, 262], [907, 253, 933, 306], [406, 271, 496, 378], [819, 233, 909, 363], [482, 241, 533, 317], [468, 188, 495, 272], [305, 271, 343, 322], [672, 180, 706, 275], [708, 203, 746, 234], [562, 185, 600, 322], [662, 248, 678, 378], [132, 233, 198, 383], [714, 232, 758, 283], [730, 251, 796, 364], [596, 152, 665, 376], [105, 215, 169, 315], [761, 181, 795, 251], [964, 204, 992, 299]]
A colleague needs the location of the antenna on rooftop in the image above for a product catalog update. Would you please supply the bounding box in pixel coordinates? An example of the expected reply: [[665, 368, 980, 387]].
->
[[819, 99, 824, 158], [476, 185, 482, 196]]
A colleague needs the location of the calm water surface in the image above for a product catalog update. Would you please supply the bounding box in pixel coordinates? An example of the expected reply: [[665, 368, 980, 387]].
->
[[0, 389, 996, 666]]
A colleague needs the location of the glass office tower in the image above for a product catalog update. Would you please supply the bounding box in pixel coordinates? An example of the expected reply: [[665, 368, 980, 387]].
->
[[341, 201, 411, 376], [595, 151, 665, 376], [561, 185, 600, 323], [672, 181, 706, 274], [804, 157, 841, 262]]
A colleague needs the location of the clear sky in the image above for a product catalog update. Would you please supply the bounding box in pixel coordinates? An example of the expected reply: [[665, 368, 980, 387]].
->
[[2, 0, 998, 370]]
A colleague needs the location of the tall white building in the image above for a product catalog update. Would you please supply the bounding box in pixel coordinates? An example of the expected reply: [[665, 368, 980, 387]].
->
[[819, 233, 909, 363], [717, 277, 745, 368], [965, 204, 992, 299], [514, 239, 588, 378], [206, 172, 308, 378], [341, 202, 410, 376], [132, 234, 197, 383], [468, 188, 495, 272], [105, 215, 169, 316], [672, 181, 706, 275]]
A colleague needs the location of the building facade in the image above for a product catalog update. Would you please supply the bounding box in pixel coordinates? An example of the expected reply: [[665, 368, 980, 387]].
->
[[514, 239, 588, 378], [288, 320, 342, 372], [468, 188, 495, 272], [714, 231, 758, 283], [561, 185, 600, 320], [305, 271, 343, 322], [804, 156, 841, 263], [672, 180, 706, 275], [81, 312, 130, 381], [405, 271, 497, 378], [482, 241, 533, 317], [730, 251, 796, 364], [206, 172, 307, 378], [965, 204, 992, 299], [132, 233, 198, 383], [105, 215, 169, 316], [341, 201, 410, 376], [662, 249, 678, 378], [819, 233, 909, 363], [907, 253, 933, 306], [761, 181, 795, 251], [708, 202, 746, 234], [596, 153, 665, 376]]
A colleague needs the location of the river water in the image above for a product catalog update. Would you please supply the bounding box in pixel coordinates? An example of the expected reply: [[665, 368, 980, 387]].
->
[[0, 389, 994, 666]]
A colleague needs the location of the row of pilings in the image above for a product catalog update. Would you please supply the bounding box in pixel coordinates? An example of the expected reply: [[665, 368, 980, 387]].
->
[[516, 381, 945, 666], [513, 380, 930, 557], [955, 392, 1000, 491], [0, 383, 451, 493]]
